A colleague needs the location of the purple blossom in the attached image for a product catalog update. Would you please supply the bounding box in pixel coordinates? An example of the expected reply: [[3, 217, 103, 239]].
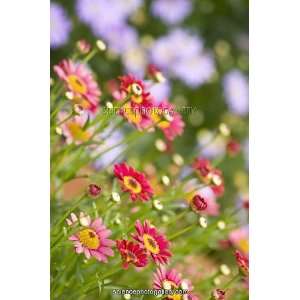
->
[[147, 80, 171, 104], [223, 70, 249, 116], [150, 29, 214, 88], [122, 46, 147, 78], [151, 0, 192, 25], [50, 3, 72, 48], [172, 53, 215, 88]]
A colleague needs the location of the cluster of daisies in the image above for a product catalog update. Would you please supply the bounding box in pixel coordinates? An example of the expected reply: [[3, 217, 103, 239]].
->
[[53, 51, 184, 147], [51, 41, 248, 300]]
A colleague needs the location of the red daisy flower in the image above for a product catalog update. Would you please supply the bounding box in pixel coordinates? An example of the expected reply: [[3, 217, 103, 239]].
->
[[234, 250, 249, 277], [118, 74, 154, 129], [192, 157, 225, 197], [151, 101, 185, 141], [132, 220, 172, 265], [54, 59, 101, 112], [116, 239, 148, 269], [114, 163, 154, 202], [192, 157, 213, 178]]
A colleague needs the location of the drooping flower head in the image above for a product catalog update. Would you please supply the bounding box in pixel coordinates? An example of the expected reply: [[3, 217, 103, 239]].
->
[[57, 112, 93, 144], [54, 59, 101, 112], [50, 3, 72, 48], [114, 163, 154, 201], [69, 217, 115, 262], [116, 239, 148, 269], [153, 266, 182, 298], [192, 157, 225, 197], [132, 220, 172, 264], [190, 194, 208, 214], [234, 250, 249, 277], [151, 101, 185, 141]]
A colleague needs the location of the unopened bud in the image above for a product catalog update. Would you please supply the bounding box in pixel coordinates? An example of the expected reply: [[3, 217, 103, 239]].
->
[[96, 39, 106, 51], [199, 216, 208, 228]]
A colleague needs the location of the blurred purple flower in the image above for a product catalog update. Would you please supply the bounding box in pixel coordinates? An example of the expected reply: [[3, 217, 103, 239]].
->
[[94, 126, 125, 169], [150, 29, 203, 69], [148, 80, 171, 104], [151, 0, 192, 25], [96, 24, 138, 54], [223, 70, 248, 116], [122, 46, 147, 78], [150, 29, 214, 88], [50, 3, 72, 48], [172, 53, 215, 88]]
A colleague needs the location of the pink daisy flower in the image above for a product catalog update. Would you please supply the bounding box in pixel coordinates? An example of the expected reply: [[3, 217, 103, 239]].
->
[[117, 74, 154, 130], [54, 59, 101, 112], [151, 100, 185, 141], [69, 217, 115, 262], [57, 111, 93, 144], [116, 239, 148, 269], [229, 227, 249, 255], [153, 266, 182, 290], [132, 220, 172, 265], [114, 162, 154, 202]]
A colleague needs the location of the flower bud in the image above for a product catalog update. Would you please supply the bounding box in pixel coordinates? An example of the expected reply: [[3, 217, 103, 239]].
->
[[76, 39, 91, 54], [199, 216, 208, 228], [219, 264, 231, 276], [112, 192, 121, 203], [96, 39, 106, 51], [79, 212, 91, 227], [172, 153, 184, 166], [191, 195, 208, 213], [87, 184, 102, 198], [211, 289, 226, 300]]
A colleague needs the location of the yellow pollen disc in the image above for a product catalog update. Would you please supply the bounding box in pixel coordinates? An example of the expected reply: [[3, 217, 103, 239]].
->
[[67, 75, 87, 94], [238, 239, 249, 254], [158, 120, 170, 129], [162, 281, 181, 300], [123, 176, 142, 194], [143, 234, 160, 254], [123, 102, 142, 124], [67, 122, 91, 142], [78, 228, 100, 250], [131, 94, 143, 104]]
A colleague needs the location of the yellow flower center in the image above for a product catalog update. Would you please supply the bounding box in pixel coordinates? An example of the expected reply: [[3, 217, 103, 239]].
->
[[143, 234, 160, 254], [122, 102, 142, 124], [66, 122, 91, 142], [78, 228, 100, 250], [125, 251, 137, 263], [158, 120, 170, 129], [162, 280, 181, 300], [151, 109, 171, 128], [67, 75, 87, 94], [238, 239, 249, 254], [123, 176, 142, 194]]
